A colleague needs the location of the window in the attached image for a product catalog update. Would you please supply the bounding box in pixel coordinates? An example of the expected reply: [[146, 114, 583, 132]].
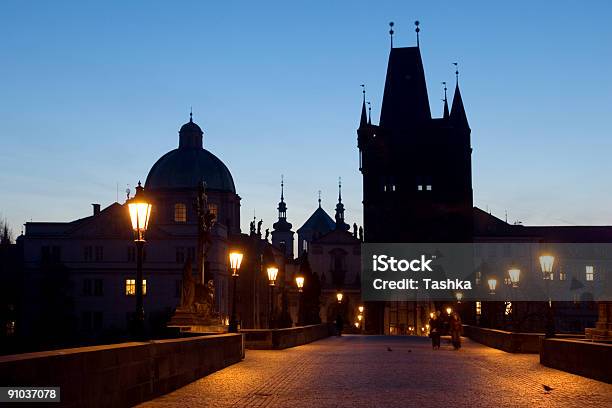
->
[[417, 185, 423, 191], [586, 265, 594, 281], [176, 247, 185, 263], [83, 279, 92, 296], [84, 246, 93, 261], [426, 184, 432, 191], [559, 270, 567, 281], [187, 247, 196, 262], [94, 246, 104, 261], [125, 279, 147, 296], [127, 246, 136, 262], [174, 203, 187, 223], [475, 301, 482, 316], [93, 279, 103, 296]]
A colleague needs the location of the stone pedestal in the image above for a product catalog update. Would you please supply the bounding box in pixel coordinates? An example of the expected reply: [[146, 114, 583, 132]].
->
[[585, 301, 612, 341], [168, 308, 226, 334]]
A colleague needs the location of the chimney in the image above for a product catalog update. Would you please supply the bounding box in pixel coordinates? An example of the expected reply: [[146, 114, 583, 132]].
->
[[92, 203, 101, 216]]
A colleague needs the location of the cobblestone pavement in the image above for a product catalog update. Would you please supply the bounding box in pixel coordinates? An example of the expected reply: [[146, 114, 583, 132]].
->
[[139, 335, 612, 408]]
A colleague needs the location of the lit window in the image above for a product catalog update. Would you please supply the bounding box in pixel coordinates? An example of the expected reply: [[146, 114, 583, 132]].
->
[[426, 185, 432, 191], [504, 302, 512, 316], [586, 265, 594, 281], [125, 279, 147, 296], [174, 203, 187, 223], [559, 270, 567, 281], [392, 184, 396, 192], [417, 185, 423, 191], [475, 301, 482, 316]]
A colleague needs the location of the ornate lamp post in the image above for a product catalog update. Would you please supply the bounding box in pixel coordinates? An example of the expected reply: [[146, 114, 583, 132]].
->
[[267, 266, 279, 329], [295, 274, 304, 326], [446, 306, 452, 316], [487, 277, 497, 295], [228, 251, 243, 333], [127, 182, 152, 339], [336, 292, 343, 304], [508, 267, 521, 331], [539, 254, 555, 337]]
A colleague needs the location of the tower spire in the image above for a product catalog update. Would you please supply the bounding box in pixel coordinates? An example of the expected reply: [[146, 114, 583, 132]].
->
[[442, 81, 449, 119], [280, 174, 284, 203], [318, 190, 322, 208], [389, 22, 394, 48], [415, 20, 420, 47], [189, 106, 193, 123], [334, 176, 349, 231], [360, 84, 368, 127], [367, 101, 372, 124], [450, 63, 469, 128]]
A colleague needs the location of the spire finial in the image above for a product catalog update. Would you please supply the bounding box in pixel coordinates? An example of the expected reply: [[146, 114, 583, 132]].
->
[[360, 84, 366, 102], [442, 81, 448, 100], [414, 20, 420, 47], [366, 101, 372, 124], [389, 22, 395, 48], [453, 62, 459, 83], [338, 177, 342, 203], [318, 190, 322, 208], [280, 174, 284, 202], [189, 106, 193, 123]]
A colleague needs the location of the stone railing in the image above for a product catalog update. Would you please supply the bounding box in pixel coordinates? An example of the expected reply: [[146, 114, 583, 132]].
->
[[0, 333, 244, 408], [242, 324, 333, 350], [463, 325, 543, 353], [540, 338, 612, 383]]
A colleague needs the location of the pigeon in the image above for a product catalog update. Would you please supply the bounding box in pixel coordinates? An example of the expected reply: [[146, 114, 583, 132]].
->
[[543, 385, 554, 392], [387, 347, 392, 351]]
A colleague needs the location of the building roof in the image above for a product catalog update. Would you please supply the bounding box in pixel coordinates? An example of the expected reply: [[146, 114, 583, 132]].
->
[[379, 47, 431, 129], [145, 118, 236, 192], [297, 206, 336, 236]]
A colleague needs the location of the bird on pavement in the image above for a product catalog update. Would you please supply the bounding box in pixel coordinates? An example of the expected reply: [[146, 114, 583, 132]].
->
[[542, 385, 554, 392]]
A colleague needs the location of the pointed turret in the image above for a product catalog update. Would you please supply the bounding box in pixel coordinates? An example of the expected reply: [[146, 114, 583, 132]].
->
[[360, 98, 368, 128], [450, 82, 469, 129], [272, 176, 294, 258], [442, 82, 450, 119], [334, 178, 350, 231]]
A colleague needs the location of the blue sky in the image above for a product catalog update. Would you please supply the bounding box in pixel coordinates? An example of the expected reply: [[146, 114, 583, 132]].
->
[[1, 0, 612, 235]]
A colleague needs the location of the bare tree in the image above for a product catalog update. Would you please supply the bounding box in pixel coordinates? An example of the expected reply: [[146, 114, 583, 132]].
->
[[0, 215, 13, 245]]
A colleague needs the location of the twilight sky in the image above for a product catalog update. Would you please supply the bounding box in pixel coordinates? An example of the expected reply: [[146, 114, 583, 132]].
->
[[1, 0, 612, 236]]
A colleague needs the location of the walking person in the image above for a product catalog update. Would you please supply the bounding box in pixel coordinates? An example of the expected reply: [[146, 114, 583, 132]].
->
[[449, 312, 463, 350], [335, 314, 344, 337], [429, 312, 441, 349]]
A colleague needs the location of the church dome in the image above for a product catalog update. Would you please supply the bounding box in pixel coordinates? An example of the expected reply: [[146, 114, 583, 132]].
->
[[145, 117, 236, 193]]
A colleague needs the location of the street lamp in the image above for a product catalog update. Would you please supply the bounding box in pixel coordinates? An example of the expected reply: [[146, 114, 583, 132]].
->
[[267, 266, 278, 329], [336, 292, 343, 303], [127, 181, 151, 339], [295, 275, 305, 292], [357, 314, 363, 322], [446, 307, 452, 316], [455, 292, 463, 303], [358, 305, 364, 314], [228, 251, 243, 333], [508, 267, 521, 288], [488, 277, 497, 295], [295, 274, 305, 326], [539, 254, 556, 337]]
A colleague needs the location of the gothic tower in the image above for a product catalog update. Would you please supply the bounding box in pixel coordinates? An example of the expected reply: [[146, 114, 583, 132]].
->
[[271, 178, 295, 258], [357, 30, 474, 334], [357, 46, 473, 243]]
